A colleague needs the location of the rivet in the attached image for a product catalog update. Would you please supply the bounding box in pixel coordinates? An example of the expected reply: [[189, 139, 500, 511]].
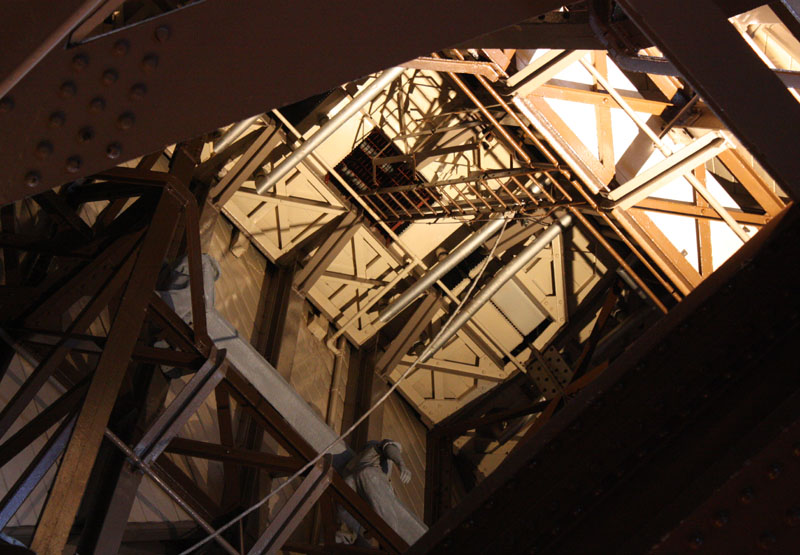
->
[[739, 486, 755, 504], [154, 25, 171, 43], [65, 156, 82, 173], [758, 531, 776, 550], [141, 54, 159, 73], [129, 83, 147, 101], [102, 69, 119, 86], [24, 171, 41, 188], [35, 140, 53, 159], [89, 96, 106, 112], [48, 111, 66, 128], [0, 96, 14, 112], [688, 533, 703, 550], [59, 81, 77, 99], [112, 39, 130, 56], [77, 126, 94, 143], [786, 506, 800, 527], [767, 462, 782, 480], [71, 53, 89, 72], [117, 112, 135, 130], [106, 142, 122, 159], [713, 509, 730, 527]]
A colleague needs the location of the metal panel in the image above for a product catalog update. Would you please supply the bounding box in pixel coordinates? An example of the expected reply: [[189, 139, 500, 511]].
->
[[0, 0, 564, 201]]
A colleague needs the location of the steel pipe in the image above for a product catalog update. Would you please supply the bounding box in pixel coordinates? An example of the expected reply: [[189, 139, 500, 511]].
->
[[420, 213, 572, 362], [378, 217, 507, 324], [256, 66, 405, 193], [213, 114, 261, 152]]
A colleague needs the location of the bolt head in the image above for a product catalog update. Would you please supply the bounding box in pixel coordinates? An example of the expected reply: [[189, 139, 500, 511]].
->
[[106, 142, 122, 159], [112, 39, 130, 56], [713, 510, 730, 527], [59, 81, 77, 99], [154, 25, 171, 42], [89, 96, 106, 112], [71, 53, 89, 72], [141, 54, 159, 73], [129, 83, 147, 101], [767, 462, 782, 480], [48, 111, 66, 128], [65, 156, 82, 173], [24, 171, 41, 187], [102, 69, 118, 86], [35, 140, 53, 159], [77, 126, 94, 143], [117, 112, 135, 130]]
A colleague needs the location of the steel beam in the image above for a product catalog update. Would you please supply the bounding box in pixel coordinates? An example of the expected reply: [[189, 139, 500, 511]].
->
[[376, 292, 440, 376], [30, 187, 182, 555], [632, 198, 768, 226], [164, 437, 303, 475], [617, 0, 800, 201], [0, 0, 564, 201], [246, 456, 333, 555], [0, 415, 76, 529], [408, 204, 800, 555], [294, 211, 361, 296]]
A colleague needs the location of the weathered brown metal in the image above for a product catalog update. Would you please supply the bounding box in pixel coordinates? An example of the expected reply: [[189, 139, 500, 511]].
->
[[30, 186, 182, 554], [221, 372, 409, 553], [401, 57, 503, 81], [0, 0, 565, 201], [0, 415, 76, 530], [247, 455, 333, 555], [617, 0, 800, 202], [633, 197, 769, 226], [103, 429, 240, 555], [0, 378, 88, 469], [164, 437, 304, 475], [408, 203, 800, 554], [0, 242, 139, 438]]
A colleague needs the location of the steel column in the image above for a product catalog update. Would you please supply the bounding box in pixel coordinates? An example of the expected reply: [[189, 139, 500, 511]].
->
[[30, 187, 182, 554]]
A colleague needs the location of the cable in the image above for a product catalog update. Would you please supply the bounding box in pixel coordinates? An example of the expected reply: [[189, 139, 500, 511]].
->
[[179, 217, 510, 554]]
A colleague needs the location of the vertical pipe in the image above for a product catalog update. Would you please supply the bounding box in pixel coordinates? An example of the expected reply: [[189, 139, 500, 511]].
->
[[420, 213, 572, 362], [378, 217, 507, 324], [256, 66, 405, 193]]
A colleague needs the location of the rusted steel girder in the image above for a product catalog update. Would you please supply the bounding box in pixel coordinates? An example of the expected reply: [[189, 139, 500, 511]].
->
[[408, 203, 800, 554], [616, 0, 800, 202], [0, 0, 565, 202]]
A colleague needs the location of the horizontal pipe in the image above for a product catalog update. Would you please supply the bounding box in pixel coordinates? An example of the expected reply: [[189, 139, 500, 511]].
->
[[610, 136, 727, 210], [420, 213, 572, 362], [213, 114, 261, 152], [256, 66, 405, 193], [378, 217, 507, 324]]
